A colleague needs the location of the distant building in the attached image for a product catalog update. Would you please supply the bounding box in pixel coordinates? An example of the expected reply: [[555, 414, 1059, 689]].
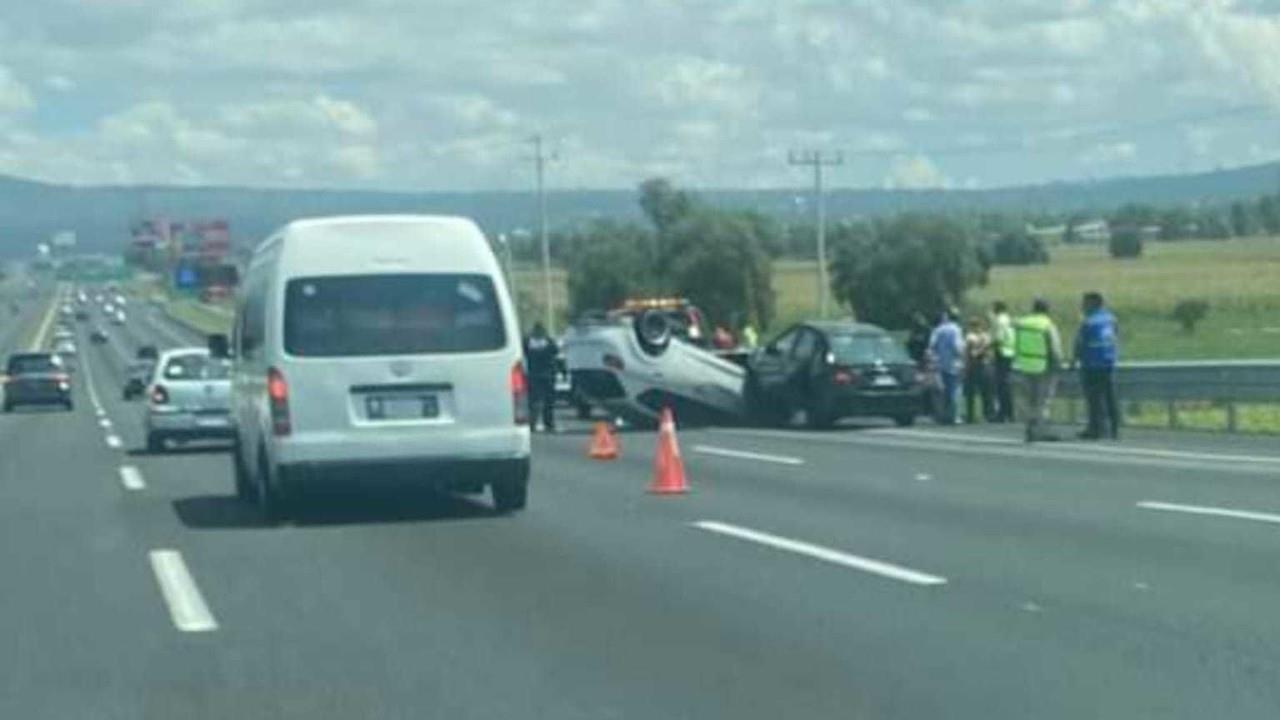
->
[[1068, 219, 1111, 244]]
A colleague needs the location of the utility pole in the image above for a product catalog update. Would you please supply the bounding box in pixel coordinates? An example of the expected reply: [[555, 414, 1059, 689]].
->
[[788, 149, 844, 318], [530, 135, 555, 334]]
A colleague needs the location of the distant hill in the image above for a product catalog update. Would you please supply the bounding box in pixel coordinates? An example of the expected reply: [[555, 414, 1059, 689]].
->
[[2, 161, 1279, 258]]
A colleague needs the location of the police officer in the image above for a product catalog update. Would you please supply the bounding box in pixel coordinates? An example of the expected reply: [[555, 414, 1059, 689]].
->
[[1013, 297, 1064, 442], [522, 322, 558, 432], [1073, 291, 1120, 440]]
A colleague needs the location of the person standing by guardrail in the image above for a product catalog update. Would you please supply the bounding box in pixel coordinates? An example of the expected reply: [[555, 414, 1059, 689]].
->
[[990, 300, 1016, 423], [928, 307, 965, 425], [1073, 291, 1120, 440], [1013, 298, 1065, 442]]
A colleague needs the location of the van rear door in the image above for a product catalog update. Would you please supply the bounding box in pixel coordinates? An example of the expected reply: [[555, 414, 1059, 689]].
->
[[279, 273, 513, 438]]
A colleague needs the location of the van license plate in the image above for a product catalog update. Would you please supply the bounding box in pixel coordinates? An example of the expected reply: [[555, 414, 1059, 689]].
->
[[367, 395, 438, 420], [872, 375, 898, 387]]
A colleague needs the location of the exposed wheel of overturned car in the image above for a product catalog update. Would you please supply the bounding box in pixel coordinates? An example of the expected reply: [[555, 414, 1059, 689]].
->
[[635, 309, 672, 356]]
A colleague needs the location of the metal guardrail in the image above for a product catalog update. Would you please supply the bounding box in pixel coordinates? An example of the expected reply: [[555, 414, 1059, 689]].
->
[[1055, 360, 1280, 432]]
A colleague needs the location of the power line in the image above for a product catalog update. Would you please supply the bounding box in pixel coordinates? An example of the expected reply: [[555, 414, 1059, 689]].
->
[[788, 149, 844, 318]]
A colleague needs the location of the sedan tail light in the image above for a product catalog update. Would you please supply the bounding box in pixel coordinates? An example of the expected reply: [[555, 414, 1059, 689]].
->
[[511, 361, 529, 425], [267, 367, 291, 436], [150, 385, 169, 405]]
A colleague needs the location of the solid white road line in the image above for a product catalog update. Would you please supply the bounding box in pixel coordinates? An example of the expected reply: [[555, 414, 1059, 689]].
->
[[27, 287, 61, 351], [148, 550, 218, 632], [712, 427, 1280, 474], [871, 428, 1280, 465], [691, 444, 804, 466], [78, 339, 105, 414], [105, 434, 122, 449], [1137, 500, 1280, 526], [693, 520, 947, 587], [119, 465, 146, 491]]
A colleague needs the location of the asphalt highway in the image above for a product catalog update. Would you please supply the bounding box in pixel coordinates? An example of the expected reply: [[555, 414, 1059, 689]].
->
[[3, 286, 1280, 718]]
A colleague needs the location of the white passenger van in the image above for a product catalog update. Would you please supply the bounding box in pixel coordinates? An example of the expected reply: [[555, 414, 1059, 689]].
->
[[219, 215, 531, 519]]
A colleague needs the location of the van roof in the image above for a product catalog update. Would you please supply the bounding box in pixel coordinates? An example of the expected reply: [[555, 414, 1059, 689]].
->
[[266, 215, 496, 277]]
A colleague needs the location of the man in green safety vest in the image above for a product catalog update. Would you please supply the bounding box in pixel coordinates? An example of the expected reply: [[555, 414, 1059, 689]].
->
[[1013, 297, 1065, 442]]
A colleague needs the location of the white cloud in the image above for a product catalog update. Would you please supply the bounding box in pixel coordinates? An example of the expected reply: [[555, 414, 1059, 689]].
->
[[884, 154, 950, 190], [0, 0, 1279, 189], [45, 75, 76, 92], [0, 66, 35, 114]]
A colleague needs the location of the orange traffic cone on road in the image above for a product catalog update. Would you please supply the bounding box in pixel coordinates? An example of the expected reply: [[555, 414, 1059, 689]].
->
[[587, 421, 620, 460], [648, 407, 688, 495]]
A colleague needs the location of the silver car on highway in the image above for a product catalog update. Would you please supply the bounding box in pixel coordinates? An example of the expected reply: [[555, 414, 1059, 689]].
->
[[145, 348, 234, 452]]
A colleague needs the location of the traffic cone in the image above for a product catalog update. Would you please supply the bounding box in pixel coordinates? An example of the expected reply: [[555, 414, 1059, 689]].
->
[[587, 421, 620, 460], [648, 407, 688, 494]]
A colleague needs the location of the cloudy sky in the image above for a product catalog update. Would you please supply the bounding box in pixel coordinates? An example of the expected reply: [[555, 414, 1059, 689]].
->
[[1, 0, 1279, 192]]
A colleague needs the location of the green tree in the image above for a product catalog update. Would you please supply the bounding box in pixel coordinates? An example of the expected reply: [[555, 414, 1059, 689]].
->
[[562, 220, 657, 314], [666, 208, 776, 329], [1257, 195, 1280, 235], [1172, 298, 1210, 333], [638, 177, 695, 270], [989, 230, 1049, 266], [1109, 226, 1143, 258], [1199, 209, 1232, 240], [1158, 206, 1195, 241], [829, 213, 988, 328], [1229, 201, 1257, 237]]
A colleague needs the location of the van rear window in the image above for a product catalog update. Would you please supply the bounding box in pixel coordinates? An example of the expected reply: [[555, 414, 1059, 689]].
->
[[284, 274, 506, 357]]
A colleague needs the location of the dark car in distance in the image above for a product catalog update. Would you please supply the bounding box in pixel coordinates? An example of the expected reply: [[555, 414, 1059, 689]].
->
[[122, 360, 154, 401], [745, 321, 923, 429], [3, 352, 73, 412]]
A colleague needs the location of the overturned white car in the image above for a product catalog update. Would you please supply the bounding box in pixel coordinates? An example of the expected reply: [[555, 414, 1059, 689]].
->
[[563, 299, 747, 426]]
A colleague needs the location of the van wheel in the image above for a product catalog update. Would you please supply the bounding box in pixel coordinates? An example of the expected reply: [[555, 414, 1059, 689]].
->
[[232, 438, 255, 501], [147, 432, 166, 454], [492, 460, 530, 513], [256, 452, 284, 524]]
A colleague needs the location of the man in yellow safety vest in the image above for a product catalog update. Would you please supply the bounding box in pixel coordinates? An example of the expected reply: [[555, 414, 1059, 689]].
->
[[1013, 297, 1064, 442]]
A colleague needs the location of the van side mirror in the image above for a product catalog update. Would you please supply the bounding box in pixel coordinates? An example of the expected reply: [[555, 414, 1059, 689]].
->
[[208, 333, 231, 359]]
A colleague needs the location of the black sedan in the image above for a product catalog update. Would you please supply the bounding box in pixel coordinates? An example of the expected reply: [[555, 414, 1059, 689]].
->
[[744, 321, 923, 429], [89, 327, 110, 344], [3, 352, 73, 412]]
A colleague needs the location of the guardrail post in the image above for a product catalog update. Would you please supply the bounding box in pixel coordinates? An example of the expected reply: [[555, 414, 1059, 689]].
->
[[1226, 401, 1238, 433], [1167, 400, 1178, 429]]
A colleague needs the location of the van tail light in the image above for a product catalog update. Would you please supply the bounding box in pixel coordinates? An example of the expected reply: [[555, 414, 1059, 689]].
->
[[267, 367, 291, 436], [151, 385, 169, 405], [511, 362, 529, 425], [832, 368, 860, 386]]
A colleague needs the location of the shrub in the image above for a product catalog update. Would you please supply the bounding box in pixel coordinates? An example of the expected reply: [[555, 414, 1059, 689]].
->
[[990, 231, 1049, 266], [1171, 298, 1209, 333], [1109, 227, 1143, 259]]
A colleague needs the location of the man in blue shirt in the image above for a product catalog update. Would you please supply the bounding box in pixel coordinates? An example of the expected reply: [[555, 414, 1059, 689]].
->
[[1073, 291, 1120, 440], [928, 307, 966, 425]]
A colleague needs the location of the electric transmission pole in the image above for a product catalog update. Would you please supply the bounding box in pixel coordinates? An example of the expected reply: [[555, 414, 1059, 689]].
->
[[788, 149, 844, 318], [530, 135, 555, 334]]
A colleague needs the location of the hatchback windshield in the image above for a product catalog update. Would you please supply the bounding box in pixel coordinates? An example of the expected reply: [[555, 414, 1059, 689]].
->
[[162, 354, 230, 381], [284, 274, 505, 357], [828, 333, 911, 365]]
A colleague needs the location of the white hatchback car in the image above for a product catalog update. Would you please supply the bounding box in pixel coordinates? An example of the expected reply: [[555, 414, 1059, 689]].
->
[[222, 215, 530, 519], [144, 349, 234, 452]]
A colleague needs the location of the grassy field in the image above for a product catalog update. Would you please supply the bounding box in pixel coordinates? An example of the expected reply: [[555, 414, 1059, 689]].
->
[[969, 237, 1280, 360], [512, 237, 1280, 360]]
